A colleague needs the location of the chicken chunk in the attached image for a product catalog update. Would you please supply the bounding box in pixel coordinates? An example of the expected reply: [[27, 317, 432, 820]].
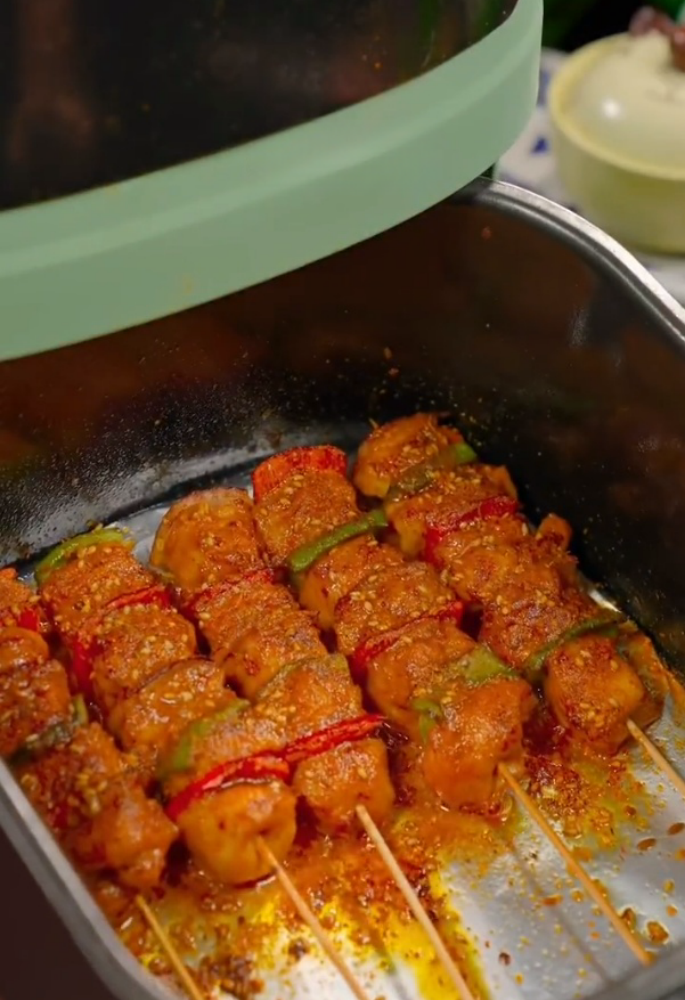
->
[[479, 586, 595, 672], [544, 636, 647, 755], [254, 470, 359, 565], [423, 677, 536, 809], [298, 535, 404, 630], [178, 782, 297, 884], [0, 657, 73, 758], [151, 488, 264, 595], [294, 739, 394, 830], [364, 617, 475, 739], [88, 604, 197, 714], [40, 543, 155, 636], [353, 413, 460, 499], [108, 657, 236, 777], [19, 724, 176, 889], [196, 579, 325, 698], [334, 561, 452, 656]]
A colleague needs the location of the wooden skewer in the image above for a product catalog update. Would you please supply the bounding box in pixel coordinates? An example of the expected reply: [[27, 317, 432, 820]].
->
[[497, 764, 652, 966], [355, 804, 476, 1000], [667, 672, 685, 714], [135, 895, 205, 1000], [627, 719, 685, 801], [257, 839, 371, 1000]]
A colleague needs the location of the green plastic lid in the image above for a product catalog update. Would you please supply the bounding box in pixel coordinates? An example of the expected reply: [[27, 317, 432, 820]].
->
[[0, 0, 541, 362]]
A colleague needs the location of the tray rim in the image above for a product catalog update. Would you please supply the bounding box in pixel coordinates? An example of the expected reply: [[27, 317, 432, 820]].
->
[[2, 179, 685, 1000]]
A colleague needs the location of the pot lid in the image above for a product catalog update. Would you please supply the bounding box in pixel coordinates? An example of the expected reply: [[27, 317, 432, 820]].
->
[[0, 0, 541, 361], [555, 29, 685, 179]]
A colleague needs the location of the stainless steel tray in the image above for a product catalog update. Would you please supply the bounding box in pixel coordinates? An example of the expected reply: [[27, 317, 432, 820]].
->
[[1, 179, 685, 1000]]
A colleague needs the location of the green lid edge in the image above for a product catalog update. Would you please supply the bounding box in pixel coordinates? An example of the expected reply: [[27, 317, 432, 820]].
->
[[0, 0, 541, 362]]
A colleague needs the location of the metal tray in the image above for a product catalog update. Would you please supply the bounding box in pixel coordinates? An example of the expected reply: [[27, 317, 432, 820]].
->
[[1, 179, 685, 1000]]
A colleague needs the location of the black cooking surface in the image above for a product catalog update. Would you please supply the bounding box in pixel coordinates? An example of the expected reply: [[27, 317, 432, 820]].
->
[[0, 0, 516, 210]]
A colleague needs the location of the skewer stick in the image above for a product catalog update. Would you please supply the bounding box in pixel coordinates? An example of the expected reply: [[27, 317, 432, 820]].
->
[[135, 895, 205, 1000], [667, 672, 685, 714], [257, 839, 371, 1000], [355, 804, 475, 1000], [497, 765, 652, 967], [627, 719, 685, 800]]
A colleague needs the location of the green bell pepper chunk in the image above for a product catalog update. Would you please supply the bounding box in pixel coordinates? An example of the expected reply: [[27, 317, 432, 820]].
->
[[158, 700, 250, 780], [287, 508, 388, 577], [410, 696, 445, 744], [385, 442, 478, 504], [448, 647, 518, 686], [9, 695, 89, 766], [35, 528, 131, 586], [523, 611, 624, 685]]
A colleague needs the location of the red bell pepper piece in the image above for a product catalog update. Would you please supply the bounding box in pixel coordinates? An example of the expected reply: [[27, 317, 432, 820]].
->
[[0, 568, 46, 633], [70, 636, 96, 699], [424, 496, 521, 566], [184, 568, 278, 620], [104, 583, 171, 613], [165, 755, 291, 822], [165, 712, 384, 821], [16, 607, 43, 633], [350, 601, 464, 680], [66, 585, 172, 698], [252, 446, 348, 501], [281, 713, 384, 766]]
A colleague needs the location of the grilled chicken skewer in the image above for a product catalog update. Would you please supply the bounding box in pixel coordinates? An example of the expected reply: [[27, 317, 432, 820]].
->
[[33, 531, 298, 884], [0, 569, 175, 889], [151, 487, 395, 834], [152, 487, 477, 999], [250, 447, 536, 813], [352, 414, 669, 757]]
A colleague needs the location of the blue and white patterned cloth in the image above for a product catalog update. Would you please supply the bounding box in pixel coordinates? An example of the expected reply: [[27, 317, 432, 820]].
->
[[495, 49, 685, 305]]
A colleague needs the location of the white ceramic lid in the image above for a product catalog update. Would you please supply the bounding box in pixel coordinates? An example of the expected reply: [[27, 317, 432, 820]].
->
[[562, 31, 685, 177]]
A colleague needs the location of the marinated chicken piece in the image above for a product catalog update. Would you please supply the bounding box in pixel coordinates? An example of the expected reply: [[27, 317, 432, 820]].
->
[[423, 677, 536, 810], [224, 608, 327, 699], [479, 584, 594, 671], [544, 636, 648, 755], [0, 655, 72, 758], [19, 723, 176, 889], [0, 568, 47, 632], [353, 413, 460, 498], [298, 535, 404, 630], [196, 578, 326, 697], [159, 706, 297, 884], [258, 655, 394, 827], [254, 469, 359, 564], [151, 488, 264, 595], [386, 471, 501, 557], [87, 604, 197, 715], [432, 516, 537, 601], [108, 657, 236, 775], [40, 542, 155, 635], [619, 632, 670, 726], [363, 617, 475, 739], [256, 655, 362, 735], [0, 626, 50, 673], [194, 577, 299, 657], [430, 515, 579, 605], [334, 561, 452, 656], [178, 782, 297, 884], [294, 739, 394, 830]]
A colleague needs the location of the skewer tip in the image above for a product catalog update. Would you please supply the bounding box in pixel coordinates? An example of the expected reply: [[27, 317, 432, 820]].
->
[[497, 764, 653, 967], [355, 805, 476, 1000], [135, 894, 205, 1000]]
